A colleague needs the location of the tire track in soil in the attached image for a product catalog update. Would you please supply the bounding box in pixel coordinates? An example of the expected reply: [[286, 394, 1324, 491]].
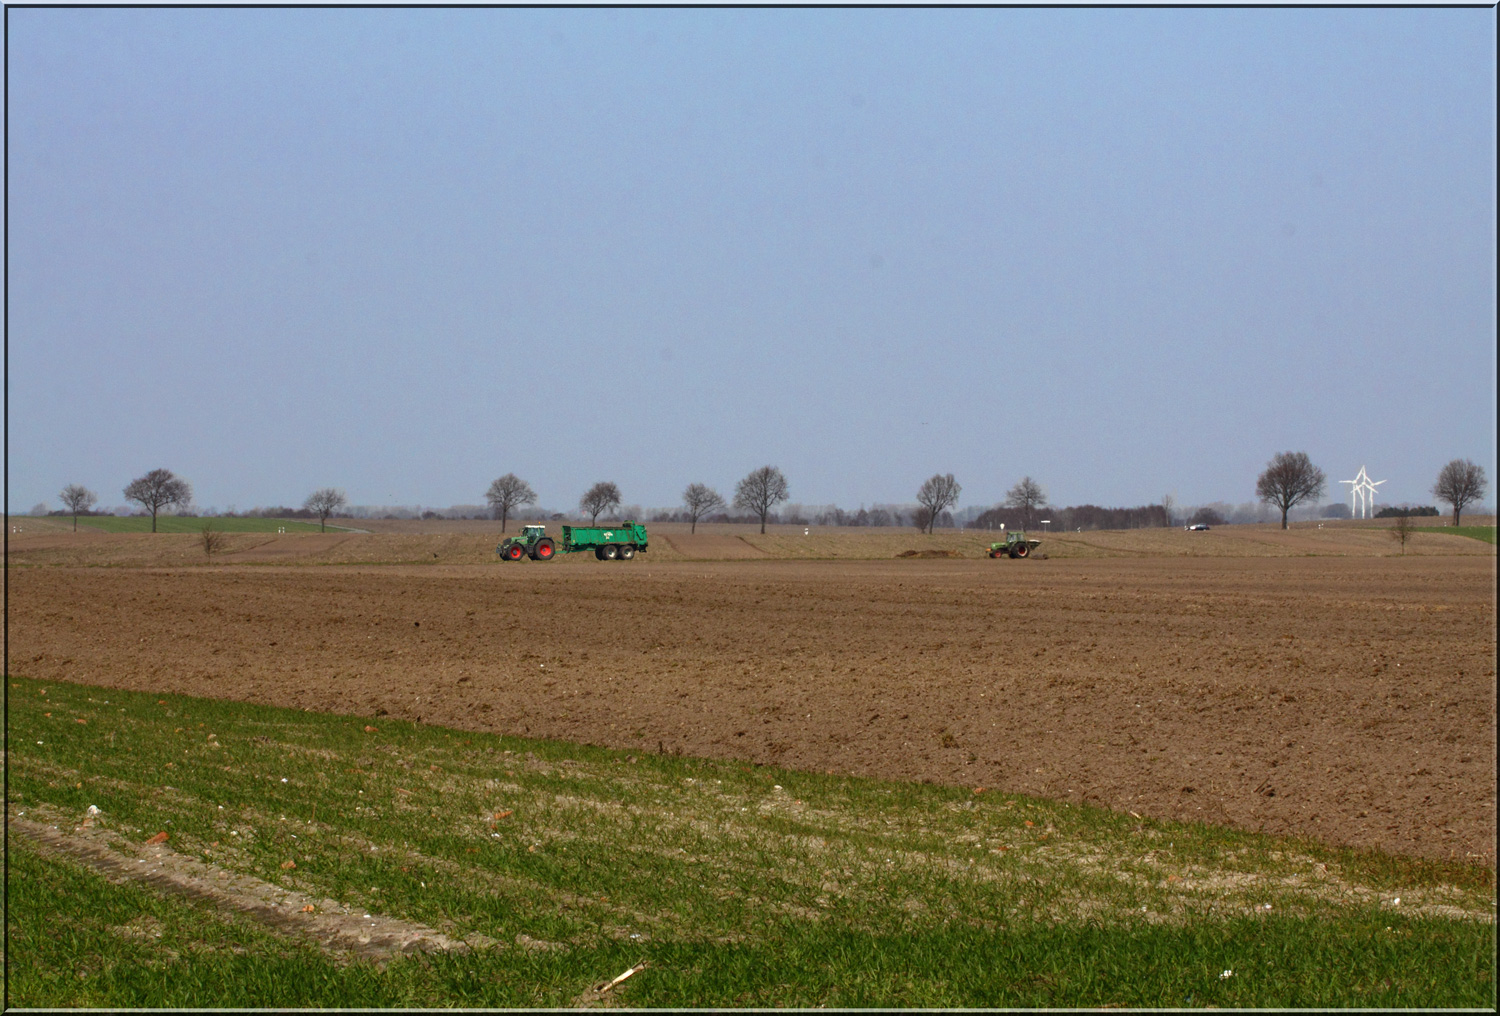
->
[[10, 812, 492, 961]]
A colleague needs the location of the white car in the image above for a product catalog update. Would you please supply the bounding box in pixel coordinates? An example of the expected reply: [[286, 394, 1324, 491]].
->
[[1186, 523, 1211, 531]]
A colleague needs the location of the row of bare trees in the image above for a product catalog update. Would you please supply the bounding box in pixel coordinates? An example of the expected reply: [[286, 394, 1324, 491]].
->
[[52, 456, 1491, 538], [483, 466, 793, 534], [56, 471, 348, 533]]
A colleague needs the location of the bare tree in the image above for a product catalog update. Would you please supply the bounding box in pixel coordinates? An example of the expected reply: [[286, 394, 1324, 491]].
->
[[485, 474, 537, 532], [123, 469, 192, 533], [915, 473, 961, 534], [1004, 477, 1047, 529], [201, 520, 227, 558], [303, 488, 349, 532], [1432, 458, 1488, 526], [1161, 493, 1176, 528], [1255, 451, 1326, 530], [59, 483, 97, 532], [1389, 513, 1415, 555], [579, 481, 622, 524], [682, 483, 726, 534], [734, 465, 789, 534]]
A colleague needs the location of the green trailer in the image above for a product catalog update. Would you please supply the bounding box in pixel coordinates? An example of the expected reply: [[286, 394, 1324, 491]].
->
[[497, 521, 649, 562], [988, 531, 1041, 559]]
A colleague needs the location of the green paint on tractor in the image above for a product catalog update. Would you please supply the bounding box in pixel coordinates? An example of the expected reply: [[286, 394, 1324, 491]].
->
[[497, 521, 649, 562]]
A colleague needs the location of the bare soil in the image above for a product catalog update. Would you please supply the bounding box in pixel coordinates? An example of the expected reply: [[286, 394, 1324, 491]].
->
[[8, 551, 1495, 866]]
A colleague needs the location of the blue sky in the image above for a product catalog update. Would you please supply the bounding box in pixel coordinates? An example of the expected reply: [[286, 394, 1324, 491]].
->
[[8, 8, 1496, 515]]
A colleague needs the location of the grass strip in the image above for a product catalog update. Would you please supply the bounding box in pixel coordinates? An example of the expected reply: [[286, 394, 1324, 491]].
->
[[1429, 525, 1497, 545], [7, 675, 1494, 1008]]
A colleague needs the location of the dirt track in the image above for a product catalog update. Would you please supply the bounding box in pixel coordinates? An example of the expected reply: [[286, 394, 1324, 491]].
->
[[9, 555, 1496, 865]]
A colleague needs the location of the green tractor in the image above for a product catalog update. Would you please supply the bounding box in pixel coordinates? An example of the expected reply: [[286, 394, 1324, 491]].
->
[[498, 525, 556, 561], [988, 531, 1042, 559]]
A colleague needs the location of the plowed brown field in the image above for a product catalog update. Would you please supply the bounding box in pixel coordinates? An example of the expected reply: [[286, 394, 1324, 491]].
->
[[8, 542, 1495, 866]]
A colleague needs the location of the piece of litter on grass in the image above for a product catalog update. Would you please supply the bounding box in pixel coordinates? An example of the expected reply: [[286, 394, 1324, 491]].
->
[[1220, 970, 1233, 979], [597, 963, 647, 994], [281, 778, 288, 783]]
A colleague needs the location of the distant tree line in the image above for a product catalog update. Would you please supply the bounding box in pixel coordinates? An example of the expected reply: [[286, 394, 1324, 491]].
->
[[1374, 505, 1439, 518], [969, 503, 1168, 532], [43, 456, 1492, 535]]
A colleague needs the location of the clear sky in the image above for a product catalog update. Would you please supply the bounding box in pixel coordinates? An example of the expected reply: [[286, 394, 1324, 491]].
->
[[8, 8, 1496, 515]]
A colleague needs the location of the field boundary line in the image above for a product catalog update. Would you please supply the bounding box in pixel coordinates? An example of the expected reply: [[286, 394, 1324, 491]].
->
[[10, 811, 494, 961]]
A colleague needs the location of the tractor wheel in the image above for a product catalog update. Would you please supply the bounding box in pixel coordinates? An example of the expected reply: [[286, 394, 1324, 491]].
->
[[989, 549, 1002, 558], [619, 544, 636, 560], [534, 539, 555, 561], [1014, 544, 1030, 558], [601, 544, 620, 560], [594, 548, 606, 561], [506, 544, 525, 561]]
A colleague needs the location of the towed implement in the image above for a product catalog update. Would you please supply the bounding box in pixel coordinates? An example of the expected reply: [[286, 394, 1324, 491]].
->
[[988, 531, 1041, 559], [497, 521, 649, 562]]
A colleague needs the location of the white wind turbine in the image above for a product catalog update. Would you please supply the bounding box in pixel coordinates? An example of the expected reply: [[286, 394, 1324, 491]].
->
[[1340, 465, 1386, 519]]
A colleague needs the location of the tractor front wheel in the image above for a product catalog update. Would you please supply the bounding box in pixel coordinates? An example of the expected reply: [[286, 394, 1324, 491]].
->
[[506, 544, 525, 561], [535, 539, 555, 561], [601, 543, 620, 560]]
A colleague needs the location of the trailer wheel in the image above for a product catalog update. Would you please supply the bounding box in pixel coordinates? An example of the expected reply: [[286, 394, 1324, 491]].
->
[[594, 548, 606, 561], [534, 539, 555, 560], [619, 544, 635, 559], [505, 544, 525, 561], [601, 543, 620, 560]]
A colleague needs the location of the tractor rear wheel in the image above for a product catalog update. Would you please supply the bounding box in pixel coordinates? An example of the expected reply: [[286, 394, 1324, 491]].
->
[[535, 539, 555, 560], [1014, 544, 1030, 558], [619, 544, 636, 559], [601, 544, 620, 560], [506, 544, 525, 561]]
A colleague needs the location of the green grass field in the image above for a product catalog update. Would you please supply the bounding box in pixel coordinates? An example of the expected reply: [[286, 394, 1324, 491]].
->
[[7, 676, 1493, 1008], [62, 516, 337, 534], [1433, 525, 1498, 545]]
